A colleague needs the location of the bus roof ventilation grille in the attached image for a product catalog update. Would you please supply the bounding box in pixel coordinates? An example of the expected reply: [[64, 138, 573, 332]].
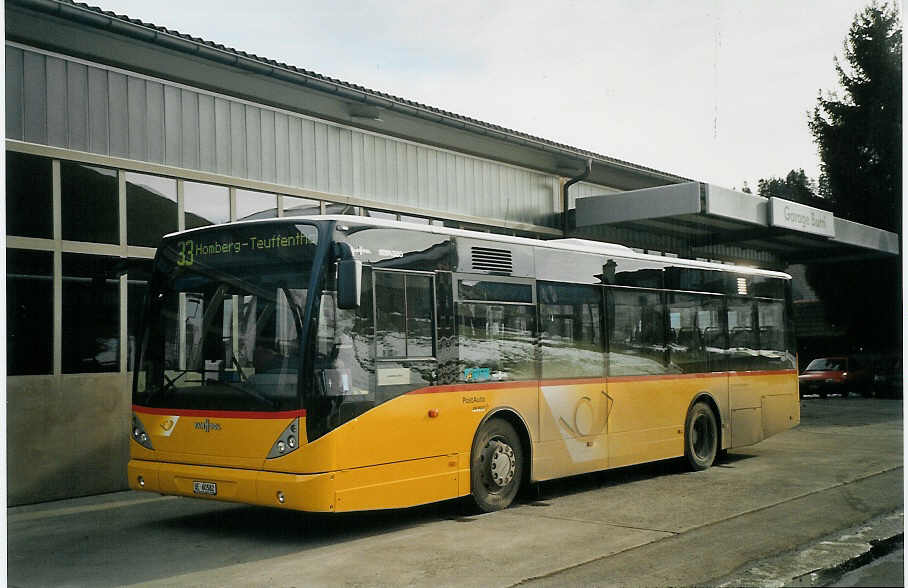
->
[[471, 247, 513, 274]]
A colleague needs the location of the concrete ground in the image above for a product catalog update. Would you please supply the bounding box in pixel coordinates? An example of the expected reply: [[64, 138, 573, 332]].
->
[[7, 396, 903, 587], [715, 509, 903, 587], [831, 544, 903, 587]]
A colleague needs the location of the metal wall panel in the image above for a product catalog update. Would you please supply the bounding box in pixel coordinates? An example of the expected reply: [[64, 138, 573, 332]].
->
[[275, 112, 290, 186], [87, 67, 108, 154], [365, 133, 378, 198], [8, 44, 566, 229], [314, 122, 328, 191], [108, 71, 128, 158], [180, 89, 199, 170], [260, 108, 275, 183], [395, 139, 408, 201], [288, 115, 302, 186], [45, 56, 67, 148], [372, 135, 385, 199], [405, 144, 418, 205], [214, 97, 231, 175], [352, 130, 365, 197], [66, 62, 88, 151], [416, 146, 428, 208], [454, 156, 466, 209], [326, 124, 340, 194], [339, 127, 353, 196], [229, 101, 246, 177], [6, 46, 24, 140], [435, 148, 449, 210], [163, 84, 181, 166], [198, 93, 215, 172], [127, 76, 146, 161], [301, 118, 316, 187], [245, 105, 261, 181], [388, 138, 401, 201], [145, 81, 164, 164], [23, 51, 47, 144]]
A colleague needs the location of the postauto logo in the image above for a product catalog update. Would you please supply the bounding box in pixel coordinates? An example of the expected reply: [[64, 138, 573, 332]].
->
[[194, 419, 222, 432]]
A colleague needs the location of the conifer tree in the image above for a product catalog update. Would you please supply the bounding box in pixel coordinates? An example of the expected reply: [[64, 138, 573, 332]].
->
[[804, 2, 901, 353]]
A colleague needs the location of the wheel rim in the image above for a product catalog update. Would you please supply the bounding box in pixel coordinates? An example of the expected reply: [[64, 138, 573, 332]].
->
[[691, 412, 715, 461], [481, 438, 516, 491]]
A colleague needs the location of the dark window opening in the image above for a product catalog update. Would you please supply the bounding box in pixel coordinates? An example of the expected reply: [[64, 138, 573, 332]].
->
[[62, 253, 121, 373], [6, 152, 52, 238], [7, 249, 53, 375], [61, 162, 118, 244]]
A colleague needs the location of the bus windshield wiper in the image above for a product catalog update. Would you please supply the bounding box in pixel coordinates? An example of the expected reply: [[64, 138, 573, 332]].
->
[[160, 369, 190, 396], [215, 377, 278, 409], [159, 366, 277, 409]]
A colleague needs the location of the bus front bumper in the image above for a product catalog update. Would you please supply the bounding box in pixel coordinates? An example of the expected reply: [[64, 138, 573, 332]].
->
[[127, 459, 337, 512]]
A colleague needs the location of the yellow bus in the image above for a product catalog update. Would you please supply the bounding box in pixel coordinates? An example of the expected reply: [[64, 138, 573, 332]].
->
[[129, 215, 799, 512]]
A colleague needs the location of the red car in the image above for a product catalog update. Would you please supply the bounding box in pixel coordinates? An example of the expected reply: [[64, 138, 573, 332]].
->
[[798, 356, 870, 398]]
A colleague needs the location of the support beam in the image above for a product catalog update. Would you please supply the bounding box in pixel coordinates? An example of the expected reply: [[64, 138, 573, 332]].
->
[[688, 227, 787, 248]]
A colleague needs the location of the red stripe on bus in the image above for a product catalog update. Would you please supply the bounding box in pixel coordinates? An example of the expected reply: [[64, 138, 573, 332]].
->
[[539, 376, 604, 387], [607, 369, 797, 384], [405, 369, 797, 395], [407, 381, 533, 394], [731, 369, 798, 377], [132, 405, 305, 419], [606, 372, 730, 383]]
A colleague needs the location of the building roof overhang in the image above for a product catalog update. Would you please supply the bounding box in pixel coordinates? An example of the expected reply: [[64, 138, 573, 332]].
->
[[6, 0, 687, 191], [574, 182, 900, 263]]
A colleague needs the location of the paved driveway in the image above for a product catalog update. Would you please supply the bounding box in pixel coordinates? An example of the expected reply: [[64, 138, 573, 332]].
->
[[7, 397, 902, 587]]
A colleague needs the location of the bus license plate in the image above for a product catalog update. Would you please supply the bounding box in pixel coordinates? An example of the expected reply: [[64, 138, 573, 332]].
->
[[193, 481, 217, 496]]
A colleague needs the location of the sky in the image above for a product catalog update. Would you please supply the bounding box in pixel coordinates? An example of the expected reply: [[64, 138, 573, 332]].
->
[[94, 0, 872, 192]]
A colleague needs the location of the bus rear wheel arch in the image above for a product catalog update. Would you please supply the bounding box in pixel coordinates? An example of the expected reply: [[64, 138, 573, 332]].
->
[[684, 400, 719, 471], [470, 417, 524, 512]]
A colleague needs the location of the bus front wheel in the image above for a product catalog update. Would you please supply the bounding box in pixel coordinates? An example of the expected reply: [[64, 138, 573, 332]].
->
[[684, 401, 718, 471], [470, 419, 523, 512]]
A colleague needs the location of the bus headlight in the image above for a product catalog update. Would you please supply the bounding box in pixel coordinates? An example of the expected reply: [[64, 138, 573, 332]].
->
[[267, 417, 301, 459], [132, 414, 154, 450]]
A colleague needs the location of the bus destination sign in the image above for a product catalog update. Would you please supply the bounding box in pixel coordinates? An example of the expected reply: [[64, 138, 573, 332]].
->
[[175, 232, 315, 267]]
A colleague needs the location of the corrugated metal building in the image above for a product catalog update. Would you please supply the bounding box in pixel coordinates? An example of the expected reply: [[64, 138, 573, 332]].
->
[[5, 0, 897, 505]]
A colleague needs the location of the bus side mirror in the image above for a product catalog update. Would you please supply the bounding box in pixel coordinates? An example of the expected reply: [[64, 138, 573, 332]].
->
[[337, 259, 362, 309]]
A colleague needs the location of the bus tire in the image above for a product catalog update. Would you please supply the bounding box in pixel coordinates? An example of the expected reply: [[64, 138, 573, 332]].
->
[[470, 418, 523, 512], [684, 401, 718, 471]]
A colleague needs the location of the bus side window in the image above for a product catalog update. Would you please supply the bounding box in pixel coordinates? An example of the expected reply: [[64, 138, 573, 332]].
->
[[456, 302, 536, 381], [454, 277, 536, 382], [375, 271, 406, 358], [374, 271, 435, 359], [667, 292, 711, 374], [538, 281, 604, 379], [726, 298, 757, 371], [606, 287, 671, 376], [756, 300, 794, 370]]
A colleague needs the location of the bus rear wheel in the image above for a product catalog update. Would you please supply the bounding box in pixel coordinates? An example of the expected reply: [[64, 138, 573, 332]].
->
[[470, 419, 523, 512], [684, 401, 718, 471]]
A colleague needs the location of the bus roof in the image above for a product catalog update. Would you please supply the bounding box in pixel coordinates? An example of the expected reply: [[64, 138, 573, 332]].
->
[[167, 214, 792, 280]]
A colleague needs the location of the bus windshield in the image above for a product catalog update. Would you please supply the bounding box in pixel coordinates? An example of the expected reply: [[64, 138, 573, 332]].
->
[[134, 223, 321, 412]]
